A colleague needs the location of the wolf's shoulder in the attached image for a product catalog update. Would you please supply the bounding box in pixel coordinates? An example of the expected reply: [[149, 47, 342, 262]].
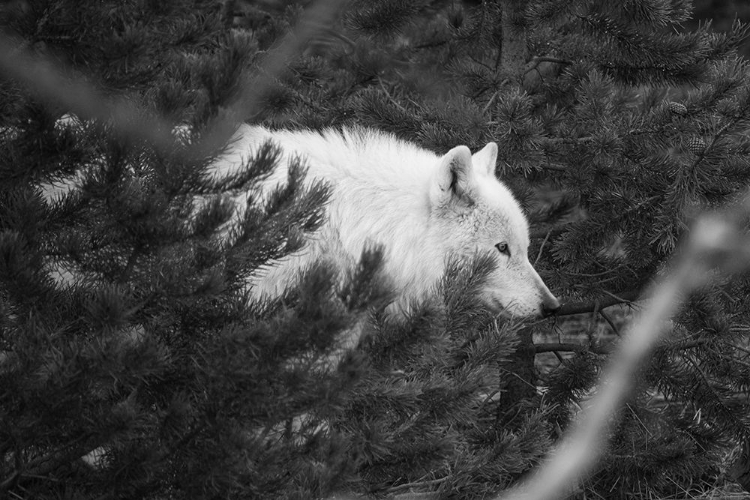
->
[[246, 124, 410, 150], [224, 125, 439, 189]]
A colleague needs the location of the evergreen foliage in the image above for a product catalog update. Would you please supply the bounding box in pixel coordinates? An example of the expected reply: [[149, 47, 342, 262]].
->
[[2, 0, 750, 499], [1, 1, 365, 498]]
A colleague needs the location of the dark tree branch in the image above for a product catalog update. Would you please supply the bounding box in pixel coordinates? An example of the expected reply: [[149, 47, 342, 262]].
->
[[537, 338, 723, 360], [556, 289, 642, 316], [535, 342, 613, 356]]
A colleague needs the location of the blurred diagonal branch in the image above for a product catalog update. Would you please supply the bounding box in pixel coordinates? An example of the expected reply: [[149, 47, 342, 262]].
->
[[0, 0, 348, 159], [500, 194, 750, 500], [0, 32, 178, 148], [195, 0, 349, 157]]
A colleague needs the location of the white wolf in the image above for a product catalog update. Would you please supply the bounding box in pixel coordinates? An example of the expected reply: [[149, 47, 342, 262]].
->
[[212, 125, 560, 318]]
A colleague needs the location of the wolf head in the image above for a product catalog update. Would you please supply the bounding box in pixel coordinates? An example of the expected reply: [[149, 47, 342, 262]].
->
[[427, 142, 560, 319]]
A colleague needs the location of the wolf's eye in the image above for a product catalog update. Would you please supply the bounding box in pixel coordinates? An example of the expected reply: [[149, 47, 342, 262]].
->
[[495, 242, 510, 256]]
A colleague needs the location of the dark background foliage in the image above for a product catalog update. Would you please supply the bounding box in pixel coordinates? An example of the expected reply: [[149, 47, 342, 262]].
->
[[2, 0, 750, 499]]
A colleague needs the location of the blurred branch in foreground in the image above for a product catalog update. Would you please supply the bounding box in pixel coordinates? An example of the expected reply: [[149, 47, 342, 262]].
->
[[193, 0, 349, 158], [499, 194, 750, 500], [0, 0, 348, 159], [0, 32, 177, 147]]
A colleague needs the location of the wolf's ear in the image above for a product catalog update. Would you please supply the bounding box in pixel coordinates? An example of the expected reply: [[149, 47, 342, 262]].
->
[[472, 142, 498, 177], [431, 145, 475, 206]]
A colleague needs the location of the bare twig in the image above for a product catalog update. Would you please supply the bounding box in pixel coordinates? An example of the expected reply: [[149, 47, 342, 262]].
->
[[534, 230, 552, 266]]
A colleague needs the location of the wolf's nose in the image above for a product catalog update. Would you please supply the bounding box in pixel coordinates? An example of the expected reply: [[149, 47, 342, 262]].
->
[[541, 298, 561, 317]]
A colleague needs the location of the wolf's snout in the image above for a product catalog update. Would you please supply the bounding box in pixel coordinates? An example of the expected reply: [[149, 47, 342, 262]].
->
[[541, 295, 561, 317]]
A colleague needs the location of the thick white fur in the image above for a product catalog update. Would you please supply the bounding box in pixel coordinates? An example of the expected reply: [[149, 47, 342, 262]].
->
[[211, 125, 559, 318]]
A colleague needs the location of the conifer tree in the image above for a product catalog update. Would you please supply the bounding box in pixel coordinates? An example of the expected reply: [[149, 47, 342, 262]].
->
[[3, 0, 750, 499], [0, 1, 378, 498]]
